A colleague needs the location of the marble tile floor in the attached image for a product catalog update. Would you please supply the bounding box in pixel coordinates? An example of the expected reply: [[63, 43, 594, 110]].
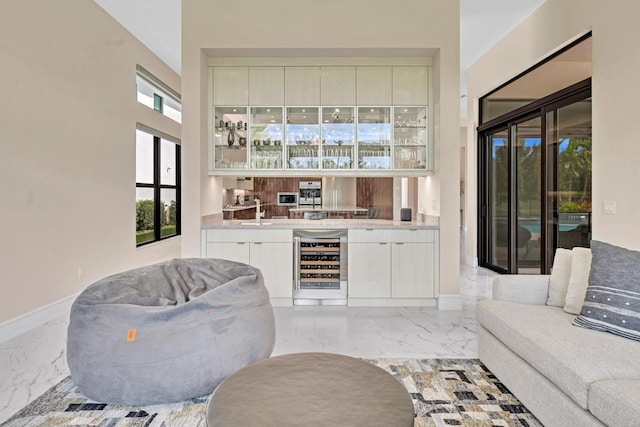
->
[[0, 262, 496, 424]]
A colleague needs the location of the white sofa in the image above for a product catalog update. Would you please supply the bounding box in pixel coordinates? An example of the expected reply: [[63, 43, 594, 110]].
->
[[477, 244, 640, 426]]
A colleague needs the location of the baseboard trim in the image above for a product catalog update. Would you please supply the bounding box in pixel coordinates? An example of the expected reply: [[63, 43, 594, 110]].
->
[[0, 293, 78, 344], [438, 294, 463, 310], [348, 298, 437, 307]]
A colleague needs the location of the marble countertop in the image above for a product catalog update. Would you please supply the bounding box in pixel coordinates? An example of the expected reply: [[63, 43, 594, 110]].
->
[[222, 205, 257, 212], [289, 207, 368, 212], [203, 217, 439, 229]]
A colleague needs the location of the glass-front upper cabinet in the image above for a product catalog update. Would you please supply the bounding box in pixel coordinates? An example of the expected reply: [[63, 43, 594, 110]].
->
[[213, 107, 248, 169], [250, 107, 284, 169], [321, 107, 355, 170], [286, 107, 319, 170], [357, 107, 391, 170], [393, 106, 428, 170]]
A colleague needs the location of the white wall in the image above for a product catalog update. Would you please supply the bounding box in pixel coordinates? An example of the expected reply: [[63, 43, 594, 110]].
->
[[0, 1, 181, 323], [465, 0, 640, 262], [182, 0, 461, 298]]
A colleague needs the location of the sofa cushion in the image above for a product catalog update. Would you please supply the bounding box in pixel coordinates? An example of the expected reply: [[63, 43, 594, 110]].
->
[[589, 379, 640, 427], [574, 241, 640, 341], [477, 300, 640, 409], [546, 248, 573, 307], [563, 247, 592, 314]]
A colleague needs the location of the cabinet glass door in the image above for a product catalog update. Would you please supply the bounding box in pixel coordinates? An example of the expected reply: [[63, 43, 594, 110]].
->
[[321, 107, 355, 170], [393, 106, 428, 170], [357, 107, 391, 170], [286, 107, 319, 170], [213, 107, 248, 169], [250, 107, 283, 169]]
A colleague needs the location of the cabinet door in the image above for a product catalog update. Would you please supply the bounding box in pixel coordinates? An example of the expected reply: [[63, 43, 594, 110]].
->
[[391, 242, 435, 298], [206, 242, 250, 264], [250, 242, 293, 298], [348, 242, 391, 298], [393, 67, 429, 105], [213, 67, 249, 105], [321, 67, 356, 105], [356, 67, 392, 105], [249, 67, 284, 105], [285, 67, 320, 105]]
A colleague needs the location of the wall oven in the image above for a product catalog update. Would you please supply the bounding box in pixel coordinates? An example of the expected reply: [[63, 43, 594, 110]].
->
[[293, 229, 347, 305], [299, 181, 321, 206], [277, 192, 298, 206]]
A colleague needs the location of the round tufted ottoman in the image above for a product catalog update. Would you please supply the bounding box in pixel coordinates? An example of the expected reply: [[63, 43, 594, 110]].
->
[[67, 258, 275, 405], [207, 352, 415, 426]]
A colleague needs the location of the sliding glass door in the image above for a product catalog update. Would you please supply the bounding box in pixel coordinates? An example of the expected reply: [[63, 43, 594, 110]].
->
[[486, 128, 509, 271], [545, 99, 592, 267], [478, 84, 591, 274], [515, 116, 542, 273]]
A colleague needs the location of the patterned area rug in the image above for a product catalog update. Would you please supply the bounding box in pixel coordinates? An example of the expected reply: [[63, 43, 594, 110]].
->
[[2, 359, 540, 427]]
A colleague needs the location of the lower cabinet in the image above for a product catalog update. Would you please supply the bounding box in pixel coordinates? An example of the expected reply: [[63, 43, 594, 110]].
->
[[201, 227, 438, 306], [391, 242, 435, 298], [206, 242, 250, 264], [348, 229, 438, 304], [203, 229, 293, 302], [348, 242, 391, 298], [250, 242, 293, 299]]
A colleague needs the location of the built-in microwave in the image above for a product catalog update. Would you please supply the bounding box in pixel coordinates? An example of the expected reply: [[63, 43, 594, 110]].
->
[[277, 192, 298, 206]]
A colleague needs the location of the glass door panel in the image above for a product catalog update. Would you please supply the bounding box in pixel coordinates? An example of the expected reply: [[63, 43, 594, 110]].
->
[[250, 107, 283, 169], [286, 107, 319, 170], [488, 128, 509, 270], [393, 106, 428, 169], [321, 107, 355, 170], [357, 107, 391, 169], [515, 117, 542, 273], [547, 99, 592, 255], [213, 107, 248, 169]]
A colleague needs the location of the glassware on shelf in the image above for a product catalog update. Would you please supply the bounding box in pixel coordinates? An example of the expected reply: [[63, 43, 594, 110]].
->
[[250, 107, 284, 169], [321, 107, 355, 170], [393, 106, 428, 169], [286, 107, 320, 170], [357, 107, 391, 169], [213, 107, 248, 169]]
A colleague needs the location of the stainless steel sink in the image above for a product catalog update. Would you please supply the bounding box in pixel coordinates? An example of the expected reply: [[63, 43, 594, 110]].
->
[[240, 222, 272, 226]]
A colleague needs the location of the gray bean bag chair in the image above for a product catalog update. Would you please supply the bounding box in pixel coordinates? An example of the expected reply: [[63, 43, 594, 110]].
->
[[67, 258, 275, 405]]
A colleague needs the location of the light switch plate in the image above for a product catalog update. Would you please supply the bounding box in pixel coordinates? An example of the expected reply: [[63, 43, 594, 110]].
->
[[603, 200, 616, 214]]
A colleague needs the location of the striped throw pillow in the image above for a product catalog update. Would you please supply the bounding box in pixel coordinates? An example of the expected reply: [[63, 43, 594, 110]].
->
[[574, 240, 640, 341]]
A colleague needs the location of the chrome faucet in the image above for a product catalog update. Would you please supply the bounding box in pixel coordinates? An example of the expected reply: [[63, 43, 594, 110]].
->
[[255, 198, 265, 222]]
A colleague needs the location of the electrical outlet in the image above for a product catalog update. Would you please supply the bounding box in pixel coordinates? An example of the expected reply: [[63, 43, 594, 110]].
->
[[77, 266, 85, 278], [432, 199, 437, 210], [603, 200, 616, 215]]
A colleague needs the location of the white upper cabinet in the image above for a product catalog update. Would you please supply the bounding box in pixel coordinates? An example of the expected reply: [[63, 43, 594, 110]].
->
[[393, 67, 429, 105], [212, 67, 249, 106], [249, 67, 285, 105], [356, 67, 392, 105], [285, 67, 321, 105], [320, 67, 356, 106]]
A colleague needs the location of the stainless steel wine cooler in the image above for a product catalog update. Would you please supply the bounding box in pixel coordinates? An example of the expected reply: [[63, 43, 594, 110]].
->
[[293, 229, 348, 305]]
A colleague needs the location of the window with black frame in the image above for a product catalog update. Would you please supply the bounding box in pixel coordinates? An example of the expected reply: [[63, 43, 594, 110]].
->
[[135, 125, 180, 246]]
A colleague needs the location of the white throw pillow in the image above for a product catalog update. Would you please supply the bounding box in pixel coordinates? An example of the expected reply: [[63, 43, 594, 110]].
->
[[563, 247, 593, 314], [546, 248, 573, 307]]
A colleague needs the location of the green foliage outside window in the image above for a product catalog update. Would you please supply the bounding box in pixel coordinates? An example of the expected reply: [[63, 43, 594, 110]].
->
[[136, 199, 177, 244], [136, 199, 154, 231]]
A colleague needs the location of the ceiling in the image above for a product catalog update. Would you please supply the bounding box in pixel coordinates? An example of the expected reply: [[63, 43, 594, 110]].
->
[[94, 0, 546, 112]]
